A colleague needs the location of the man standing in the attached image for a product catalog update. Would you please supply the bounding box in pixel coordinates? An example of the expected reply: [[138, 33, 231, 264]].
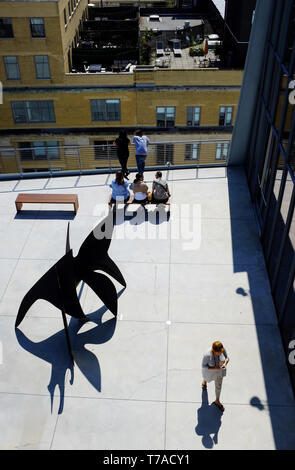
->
[[133, 129, 150, 176]]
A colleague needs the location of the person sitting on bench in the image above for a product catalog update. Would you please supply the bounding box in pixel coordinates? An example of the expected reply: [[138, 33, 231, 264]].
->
[[109, 171, 130, 204], [152, 171, 171, 204], [130, 173, 151, 204]]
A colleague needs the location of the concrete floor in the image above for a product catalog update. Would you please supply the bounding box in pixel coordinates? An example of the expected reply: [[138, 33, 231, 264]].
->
[[0, 167, 295, 450]]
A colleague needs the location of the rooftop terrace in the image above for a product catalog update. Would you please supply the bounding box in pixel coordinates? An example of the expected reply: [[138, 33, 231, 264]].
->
[[0, 167, 295, 449]]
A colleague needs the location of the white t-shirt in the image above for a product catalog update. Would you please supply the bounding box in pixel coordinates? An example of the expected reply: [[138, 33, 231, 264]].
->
[[133, 135, 150, 155]]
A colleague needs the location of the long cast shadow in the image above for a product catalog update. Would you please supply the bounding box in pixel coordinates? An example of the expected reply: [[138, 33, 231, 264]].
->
[[15, 288, 125, 414], [195, 390, 223, 449]]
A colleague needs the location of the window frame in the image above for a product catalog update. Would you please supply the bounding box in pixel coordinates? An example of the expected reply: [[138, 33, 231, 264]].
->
[[185, 143, 200, 161], [156, 106, 175, 128], [11, 100, 56, 124], [156, 143, 174, 164], [3, 56, 20, 80], [187, 106, 201, 126], [29, 18, 46, 38], [0, 18, 14, 38], [34, 55, 51, 79], [64, 8, 67, 27], [215, 142, 229, 161], [19, 141, 60, 161], [219, 106, 234, 126], [90, 99, 121, 122]]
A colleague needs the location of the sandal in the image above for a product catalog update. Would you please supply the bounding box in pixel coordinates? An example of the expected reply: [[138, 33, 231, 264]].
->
[[214, 402, 225, 412]]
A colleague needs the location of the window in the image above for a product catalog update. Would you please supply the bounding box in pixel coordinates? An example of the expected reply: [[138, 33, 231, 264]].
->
[[187, 107, 201, 126], [185, 143, 200, 160], [0, 18, 13, 38], [3, 56, 20, 80], [12, 101, 55, 123], [30, 18, 45, 38], [156, 144, 174, 164], [156, 107, 175, 127], [219, 106, 233, 126], [64, 9, 67, 27], [94, 140, 117, 160], [34, 55, 50, 79], [91, 100, 121, 121], [216, 142, 229, 160], [19, 141, 60, 160]]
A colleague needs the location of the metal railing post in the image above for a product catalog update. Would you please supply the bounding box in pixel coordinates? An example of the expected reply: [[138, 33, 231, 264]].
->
[[77, 147, 82, 174], [107, 141, 112, 173], [15, 148, 23, 177]]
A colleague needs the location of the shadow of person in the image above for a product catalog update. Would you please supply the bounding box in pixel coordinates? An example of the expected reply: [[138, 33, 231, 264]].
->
[[250, 396, 265, 410], [195, 389, 223, 448], [14, 289, 124, 415]]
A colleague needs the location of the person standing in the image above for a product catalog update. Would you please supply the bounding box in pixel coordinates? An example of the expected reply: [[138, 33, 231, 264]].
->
[[114, 130, 130, 179], [133, 129, 150, 176], [201, 341, 229, 412]]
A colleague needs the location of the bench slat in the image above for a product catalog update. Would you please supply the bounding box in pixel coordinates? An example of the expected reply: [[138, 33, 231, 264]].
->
[[16, 193, 78, 203]]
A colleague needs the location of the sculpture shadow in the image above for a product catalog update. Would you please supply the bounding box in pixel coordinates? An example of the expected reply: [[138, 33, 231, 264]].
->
[[195, 389, 223, 448], [14, 290, 124, 415]]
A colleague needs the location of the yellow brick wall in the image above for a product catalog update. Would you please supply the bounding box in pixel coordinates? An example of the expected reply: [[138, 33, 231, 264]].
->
[[136, 89, 238, 126], [1, 86, 239, 129], [0, 0, 88, 84]]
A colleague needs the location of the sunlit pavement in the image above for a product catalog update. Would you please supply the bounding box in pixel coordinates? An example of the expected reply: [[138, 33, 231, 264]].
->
[[0, 167, 294, 450]]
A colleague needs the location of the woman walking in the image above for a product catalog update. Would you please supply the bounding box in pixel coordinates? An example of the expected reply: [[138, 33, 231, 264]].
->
[[202, 341, 229, 412], [114, 130, 130, 179]]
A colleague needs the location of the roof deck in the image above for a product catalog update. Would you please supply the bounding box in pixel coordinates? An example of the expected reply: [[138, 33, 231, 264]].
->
[[0, 167, 294, 449]]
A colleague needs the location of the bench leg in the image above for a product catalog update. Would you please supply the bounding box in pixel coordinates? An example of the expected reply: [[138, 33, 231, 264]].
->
[[15, 202, 23, 213]]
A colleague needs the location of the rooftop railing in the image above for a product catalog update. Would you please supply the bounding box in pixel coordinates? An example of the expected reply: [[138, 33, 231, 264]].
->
[[0, 138, 230, 180]]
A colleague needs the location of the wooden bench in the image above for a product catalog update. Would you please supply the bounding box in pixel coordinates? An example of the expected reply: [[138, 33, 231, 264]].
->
[[15, 193, 79, 214]]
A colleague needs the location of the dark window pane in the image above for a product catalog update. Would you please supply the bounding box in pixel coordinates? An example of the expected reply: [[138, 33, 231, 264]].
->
[[185, 143, 199, 160], [156, 144, 174, 164], [12, 102, 26, 123], [219, 107, 225, 125], [91, 100, 105, 121], [91, 100, 120, 121], [4, 56, 20, 80], [26, 101, 41, 122], [19, 142, 33, 160], [30, 18, 45, 38], [0, 18, 13, 38], [187, 106, 193, 126], [19, 141, 60, 160], [106, 100, 120, 121], [12, 101, 55, 123], [38, 101, 55, 122], [34, 55, 50, 79]]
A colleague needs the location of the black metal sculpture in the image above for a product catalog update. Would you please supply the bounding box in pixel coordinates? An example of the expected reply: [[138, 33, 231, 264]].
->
[[15, 209, 126, 361]]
